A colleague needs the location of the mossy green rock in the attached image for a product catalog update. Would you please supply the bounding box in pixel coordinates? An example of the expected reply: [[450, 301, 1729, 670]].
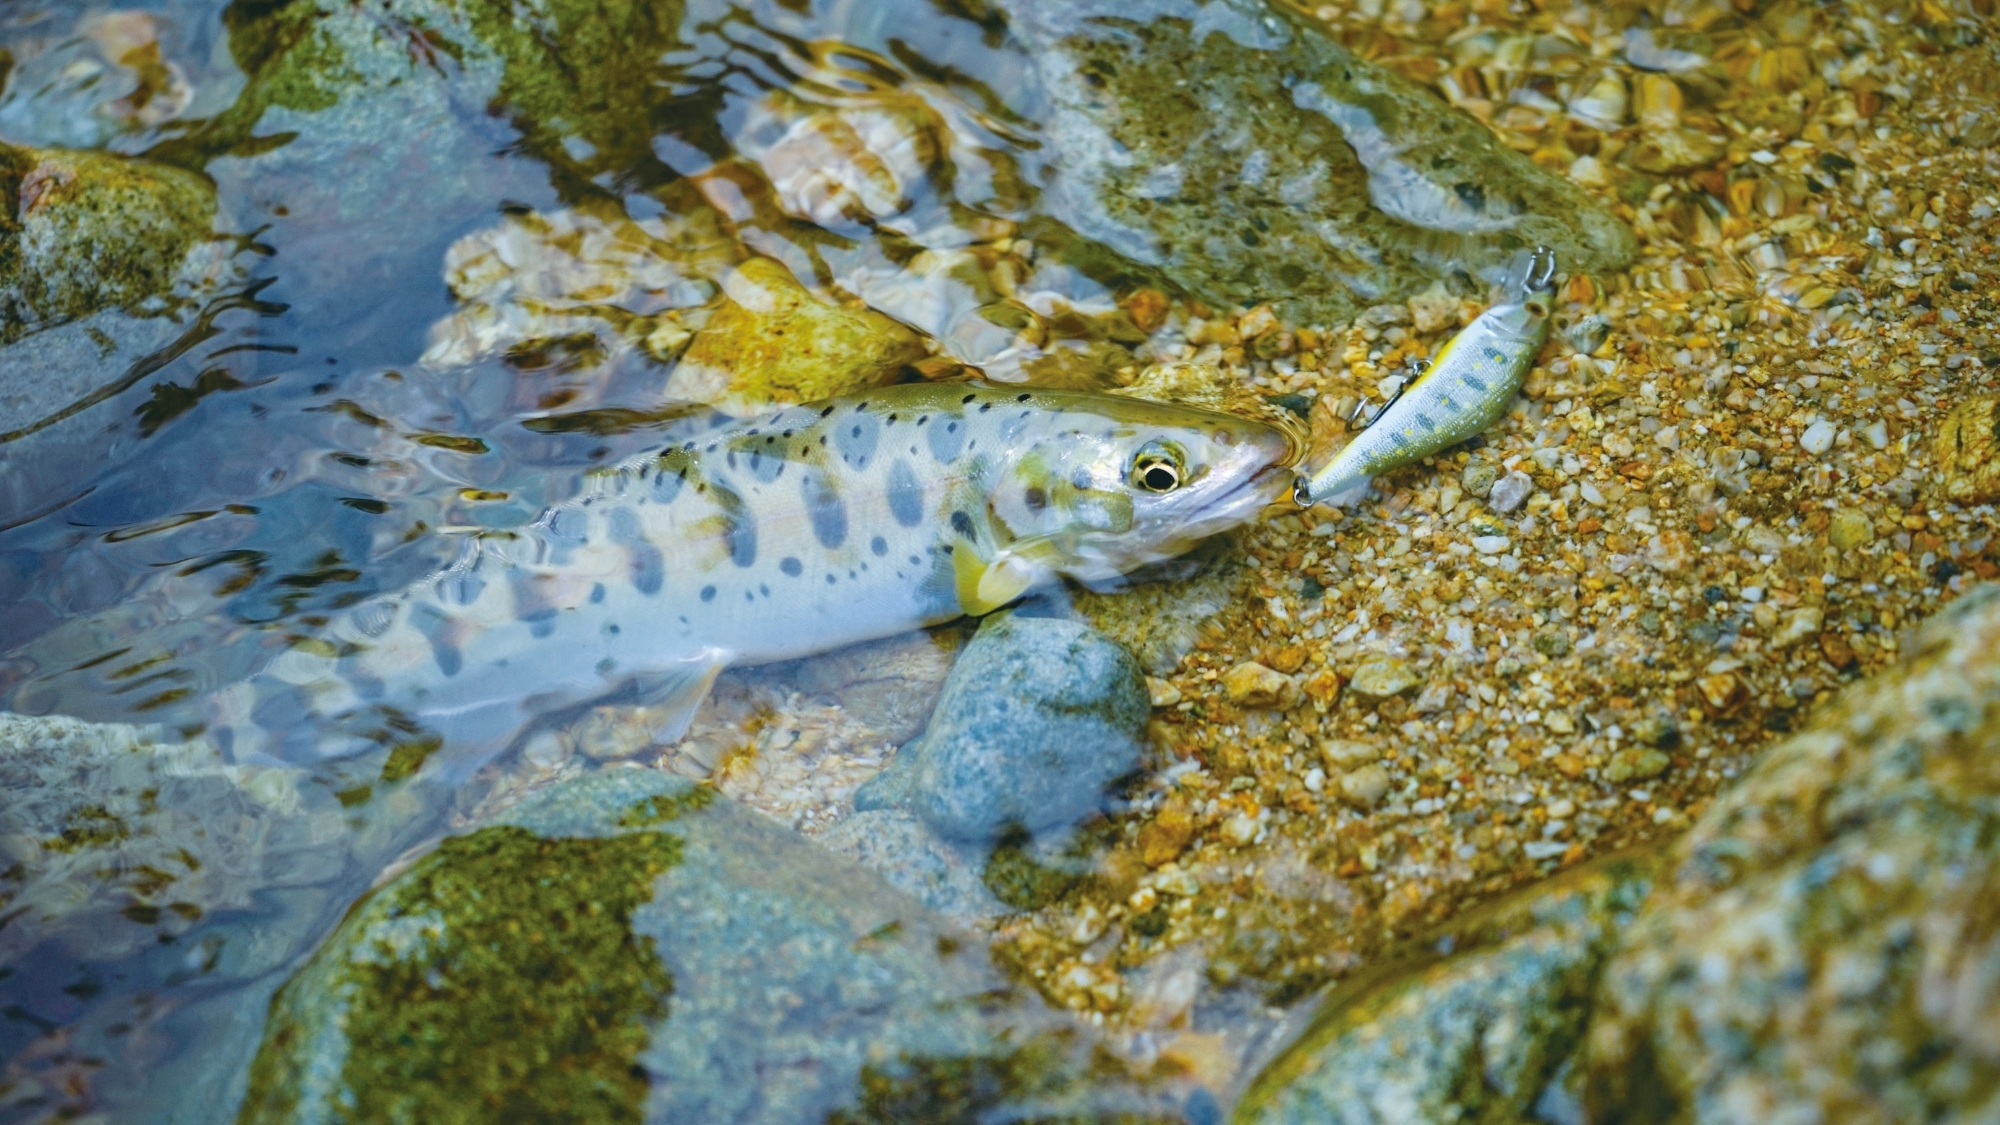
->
[[0, 141, 216, 346], [1585, 583, 2000, 1125], [1002, 0, 1635, 325], [1233, 850, 1659, 1125], [175, 0, 685, 194], [238, 770, 1073, 1125]]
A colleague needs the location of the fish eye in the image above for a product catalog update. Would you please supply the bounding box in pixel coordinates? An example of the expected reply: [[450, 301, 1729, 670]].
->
[[1130, 442, 1185, 493]]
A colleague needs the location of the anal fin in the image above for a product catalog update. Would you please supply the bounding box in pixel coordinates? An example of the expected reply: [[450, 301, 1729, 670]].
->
[[629, 647, 732, 747]]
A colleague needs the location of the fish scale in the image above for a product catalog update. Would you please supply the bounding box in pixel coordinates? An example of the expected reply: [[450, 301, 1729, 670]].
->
[[208, 381, 1297, 774]]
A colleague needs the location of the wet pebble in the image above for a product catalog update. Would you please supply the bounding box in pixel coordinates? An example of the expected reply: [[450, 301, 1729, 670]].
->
[[1346, 658, 1419, 700], [1462, 459, 1500, 499], [1798, 419, 1837, 456], [1223, 661, 1298, 709], [855, 612, 1148, 842], [1487, 470, 1535, 514], [1828, 508, 1874, 552]]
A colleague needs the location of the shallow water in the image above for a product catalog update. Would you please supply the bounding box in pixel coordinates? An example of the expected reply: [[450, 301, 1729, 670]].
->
[[3, 0, 1991, 1119]]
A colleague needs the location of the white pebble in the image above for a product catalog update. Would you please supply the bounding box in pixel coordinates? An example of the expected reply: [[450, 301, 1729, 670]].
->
[[1799, 419, 1836, 455], [1862, 420, 1890, 449], [1653, 425, 1680, 450], [1741, 586, 1766, 603], [1472, 535, 1512, 555], [1488, 471, 1535, 513]]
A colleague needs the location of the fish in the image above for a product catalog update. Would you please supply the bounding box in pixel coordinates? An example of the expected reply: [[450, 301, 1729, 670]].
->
[[1297, 247, 1557, 507], [206, 381, 1299, 773]]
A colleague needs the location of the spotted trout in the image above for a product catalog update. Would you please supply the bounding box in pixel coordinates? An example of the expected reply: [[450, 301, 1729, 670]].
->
[[210, 381, 1298, 771]]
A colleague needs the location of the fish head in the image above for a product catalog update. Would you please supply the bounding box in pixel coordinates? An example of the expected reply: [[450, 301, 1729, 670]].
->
[[984, 391, 1300, 585]]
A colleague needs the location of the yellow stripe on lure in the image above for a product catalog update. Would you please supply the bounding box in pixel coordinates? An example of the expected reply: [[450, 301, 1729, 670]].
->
[[1297, 248, 1557, 506]]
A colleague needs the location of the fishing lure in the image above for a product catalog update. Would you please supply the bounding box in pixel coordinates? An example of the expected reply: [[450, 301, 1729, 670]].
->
[[1297, 248, 1557, 506]]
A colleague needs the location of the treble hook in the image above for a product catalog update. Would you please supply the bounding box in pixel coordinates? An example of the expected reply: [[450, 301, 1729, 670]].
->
[[1526, 246, 1558, 292], [1352, 356, 1427, 429]]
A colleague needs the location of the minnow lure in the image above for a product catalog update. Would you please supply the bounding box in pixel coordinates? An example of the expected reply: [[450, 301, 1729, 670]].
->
[[1297, 248, 1557, 506], [203, 382, 1297, 771]]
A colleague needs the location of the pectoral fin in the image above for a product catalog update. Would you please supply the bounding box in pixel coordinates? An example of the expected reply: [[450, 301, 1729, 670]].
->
[[953, 542, 1057, 617], [630, 647, 732, 746]]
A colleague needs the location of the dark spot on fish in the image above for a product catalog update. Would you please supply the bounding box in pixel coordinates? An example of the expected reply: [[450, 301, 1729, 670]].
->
[[590, 583, 606, 603], [888, 460, 924, 527], [927, 417, 966, 463], [1017, 393, 1030, 402], [780, 557, 803, 577], [962, 393, 977, 404], [759, 584, 770, 597], [979, 403, 992, 412], [431, 638, 462, 677], [1461, 374, 1488, 392], [803, 469, 848, 549], [530, 620, 555, 638], [872, 536, 888, 556], [701, 585, 716, 601], [837, 411, 882, 467], [1024, 486, 1046, 512], [631, 544, 664, 595], [821, 405, 837, 417], [826, 574, 836, 584], [712, 482, 755, 567], [950, 510, 975, 537]]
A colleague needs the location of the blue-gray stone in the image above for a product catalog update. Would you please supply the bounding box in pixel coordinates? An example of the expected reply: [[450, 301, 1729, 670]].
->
[[859, 612, 1149, 843]]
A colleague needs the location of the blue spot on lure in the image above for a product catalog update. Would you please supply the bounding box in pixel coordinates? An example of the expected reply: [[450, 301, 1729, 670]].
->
[[1297, 247, 1558, 506]]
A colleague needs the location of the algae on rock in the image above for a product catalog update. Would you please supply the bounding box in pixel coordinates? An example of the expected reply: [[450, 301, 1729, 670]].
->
[[0, 713, 348, 968], [1233, 850, 1657, 1125], [998, 0, 1635, 325], [1584, 582, 2000, 1125], [0, 140, 219, 345], [237, 769, 1121, 1125]]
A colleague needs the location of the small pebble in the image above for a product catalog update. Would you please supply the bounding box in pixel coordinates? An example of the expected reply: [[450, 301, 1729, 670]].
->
[[1799, 419, 1837, 455], [1462, 459, 1499, 498], [1346, 658, 1419, 699], [1472, 535, 1511, 555], [1337, 764, 1392, 809], [1829, 508, 1874, 551], [1222, 662, 1297, 708], [1488, 470, 1534, 514]]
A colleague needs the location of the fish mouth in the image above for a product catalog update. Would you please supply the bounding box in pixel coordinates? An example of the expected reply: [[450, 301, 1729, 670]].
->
[[1174, 459, 1297, 542]]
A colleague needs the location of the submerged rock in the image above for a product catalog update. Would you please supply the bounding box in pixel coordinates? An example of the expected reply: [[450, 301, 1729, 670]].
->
[[813, 809, 1003, 922], [998, 0, 1634, 326], [1584, 583, 2000, 1125], [856, 612, 1150, 842], [239, 769, 1117, 1125], [0, 141, 219, 346], [672, 257, 928, 413], [0, 713, 348, 967], [1234, 850, 1657, 1125], [0, 141, 237, 524]]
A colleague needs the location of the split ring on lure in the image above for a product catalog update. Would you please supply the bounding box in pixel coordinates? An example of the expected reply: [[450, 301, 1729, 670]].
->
[[1295, 247, 1559, 507]]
